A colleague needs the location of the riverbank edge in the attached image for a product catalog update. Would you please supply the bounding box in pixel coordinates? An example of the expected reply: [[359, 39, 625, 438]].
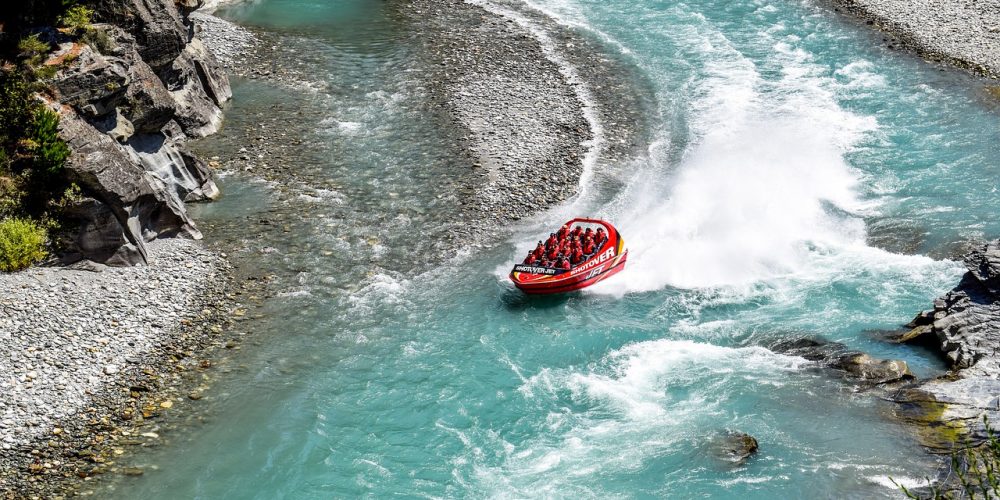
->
[[826, 0, 1000, 80], [0, 6, 249, 499], [0, 240, 255, 499]]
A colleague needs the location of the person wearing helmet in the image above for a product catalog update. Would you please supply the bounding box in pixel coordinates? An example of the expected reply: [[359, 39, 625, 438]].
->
[[523, 251, 538, 265], [546, 233, 558, 250], [547, 246, 560, 261]]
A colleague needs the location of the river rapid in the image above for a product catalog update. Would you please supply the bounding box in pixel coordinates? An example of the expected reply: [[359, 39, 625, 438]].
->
[[101, 0, 1000, 497]]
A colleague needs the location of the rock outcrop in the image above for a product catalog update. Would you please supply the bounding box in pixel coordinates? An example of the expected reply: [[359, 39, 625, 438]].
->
[[891, 241, 1000, 447], [46, 0, 228, 265], [767, 336, 915, 385]]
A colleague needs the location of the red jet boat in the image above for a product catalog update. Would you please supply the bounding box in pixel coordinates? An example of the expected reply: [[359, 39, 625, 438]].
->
[[510, 218, 628, 294]]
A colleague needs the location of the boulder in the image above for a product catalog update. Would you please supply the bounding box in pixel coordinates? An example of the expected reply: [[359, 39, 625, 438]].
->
[[830, 353, 914, 384], [767, 335, 914, 385], [707, 431, 758, 466], [158, 37, 230, 137], [91, 0, 189, 70], [56, 104, 200, 265], [51, 44, 129, 118]]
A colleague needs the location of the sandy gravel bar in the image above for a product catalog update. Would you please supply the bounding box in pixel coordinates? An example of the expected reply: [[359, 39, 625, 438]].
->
[[831, 0, 1000, 78]]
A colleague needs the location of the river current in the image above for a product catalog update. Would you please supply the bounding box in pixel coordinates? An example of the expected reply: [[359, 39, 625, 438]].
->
[[104, 0, 1000, 497]]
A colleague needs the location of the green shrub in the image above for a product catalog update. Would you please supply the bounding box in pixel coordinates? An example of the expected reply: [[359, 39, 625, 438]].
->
[[81, 26, 114, 54], [58, 5, 93, 33], [25, 107, 69, 174], [17, 34, 51, 68], [0, 70, 72, 218], [0, 217, 47, 271]]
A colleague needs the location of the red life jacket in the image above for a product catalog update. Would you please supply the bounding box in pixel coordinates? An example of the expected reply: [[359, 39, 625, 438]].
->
[[524, 254, 537, 265], [546, 235, 558, 248], [584, 242, 595, 254], [560, 259, 571, 270], [558, 226, 569, 240], [572, 227, 583, 239], [547, 248, 559, 260], [571, 250, 584, 264]]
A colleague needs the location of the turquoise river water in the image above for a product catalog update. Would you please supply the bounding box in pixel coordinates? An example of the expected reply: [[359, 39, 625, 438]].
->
[[103, 0, 1000, 497]]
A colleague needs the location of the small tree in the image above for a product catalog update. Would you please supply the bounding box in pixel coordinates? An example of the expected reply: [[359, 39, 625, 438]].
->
[[58, 5, 93, 34]]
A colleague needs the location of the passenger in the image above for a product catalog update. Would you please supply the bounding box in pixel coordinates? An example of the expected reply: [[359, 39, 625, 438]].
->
[[571, 247, 584, 265], [546, 233, 558, 249], [572, 226, 583, 239], [584, 227, 594, 240], [559, 258, 571, 270], [595, 227, 607, 246], [524, 252, 537, 265], [583, 239, 596, 255], [540, 259, 552, 268], [535, 240, 545, 255], [547, 246, 560, 261], [558, 224, 570, 241]]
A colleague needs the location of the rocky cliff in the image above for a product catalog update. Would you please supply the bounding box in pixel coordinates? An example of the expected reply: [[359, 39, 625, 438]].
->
[[44, 0, 229, 265], [892, 240, 1000, 450]]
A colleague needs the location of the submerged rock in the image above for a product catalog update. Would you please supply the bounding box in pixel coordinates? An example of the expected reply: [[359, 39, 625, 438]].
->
[[707, 431, 759, 466], [766, 335, 914, 385], [830, 353, 914, 384]]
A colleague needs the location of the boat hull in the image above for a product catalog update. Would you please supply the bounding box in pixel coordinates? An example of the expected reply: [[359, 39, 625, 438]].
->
[[509, 218, 627, 295]]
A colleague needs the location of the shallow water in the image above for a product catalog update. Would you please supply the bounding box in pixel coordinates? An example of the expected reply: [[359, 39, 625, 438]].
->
[[102, 0, 1000, 497]]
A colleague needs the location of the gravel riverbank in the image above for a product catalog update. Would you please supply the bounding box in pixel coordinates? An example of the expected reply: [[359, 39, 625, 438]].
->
[[396, 0, 650, 229], [830, 0, 1000, 79], [0, 239, 244, 497]]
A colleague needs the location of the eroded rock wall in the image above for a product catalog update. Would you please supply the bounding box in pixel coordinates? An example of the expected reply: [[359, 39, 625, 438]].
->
[[893, 241, 1000, 449], [48, 0, 228, 265]]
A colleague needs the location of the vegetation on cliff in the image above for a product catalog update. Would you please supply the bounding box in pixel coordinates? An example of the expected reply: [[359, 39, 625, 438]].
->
[[0, 1, 97, 267]]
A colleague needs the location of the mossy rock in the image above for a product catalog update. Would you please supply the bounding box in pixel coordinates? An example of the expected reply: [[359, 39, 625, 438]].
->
[[890, 388, 967, 452]]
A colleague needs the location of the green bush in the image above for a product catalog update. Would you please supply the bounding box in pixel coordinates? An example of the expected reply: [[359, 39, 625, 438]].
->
[[17, 34, 51, 68], [0, 70, 72, 218], [25, 107, 70, 174], [80, 26, 114, 54], [0, 217, 47, 271], [58, 5, 93, 33]]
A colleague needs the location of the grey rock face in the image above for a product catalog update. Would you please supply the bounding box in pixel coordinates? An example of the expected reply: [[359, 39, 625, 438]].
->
[[92, 0, 189, 70], [159, 38, 231, 137], [51, 44, 129, 118], [893, 241, 1000, 450], [47, 0, 230, 264], [903, 241, 1000, 369], [57, 106, 199, 265]]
